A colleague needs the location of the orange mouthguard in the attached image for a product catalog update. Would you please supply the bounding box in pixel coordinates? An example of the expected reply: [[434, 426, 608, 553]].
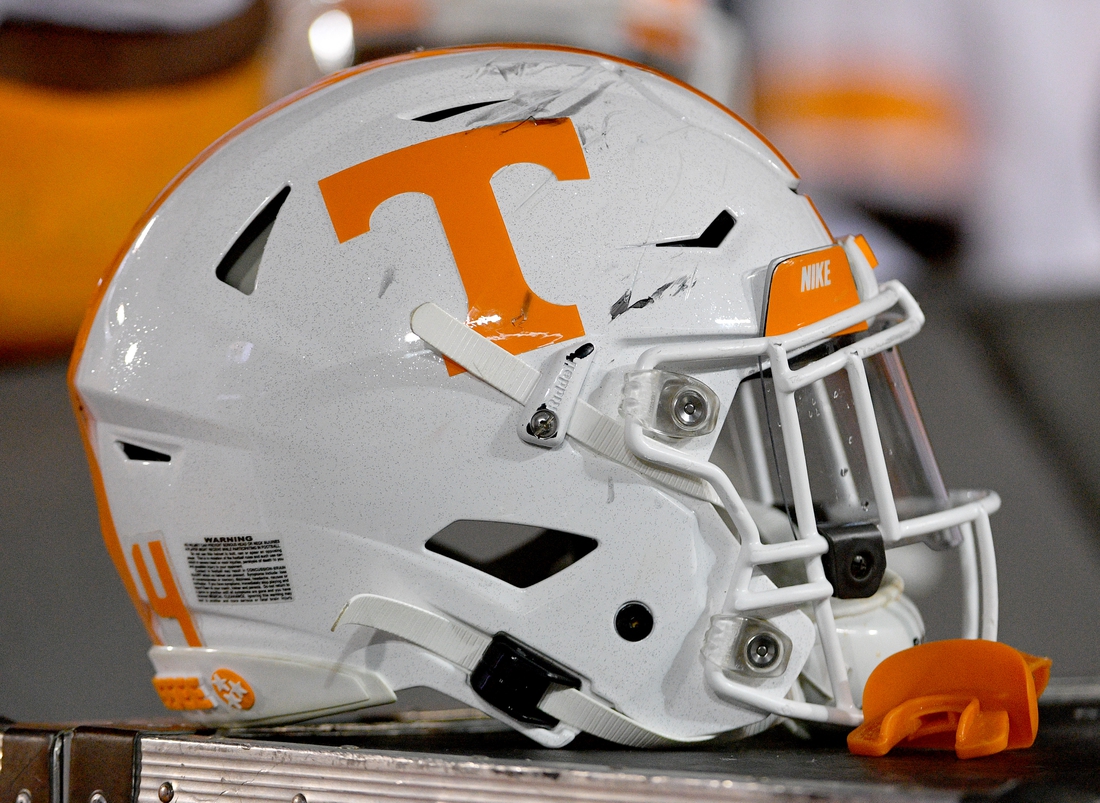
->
[[847, 639, 1051, 760]]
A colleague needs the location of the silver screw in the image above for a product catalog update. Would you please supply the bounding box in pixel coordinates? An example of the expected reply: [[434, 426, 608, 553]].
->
[[90, 793, 107, 803], [745, 632, 780, 670], [671, 388, 708, 431], [16, 790, 32, 803], [292, 795, 307, 803], [158, 783, 175, 803], [528, 408, 559, 440]]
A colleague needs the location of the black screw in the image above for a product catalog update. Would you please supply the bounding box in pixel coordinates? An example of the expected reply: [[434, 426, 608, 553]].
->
[[158, 783, 174, 803], [615, 602, 654, 642], [850, 551, 873, 581]]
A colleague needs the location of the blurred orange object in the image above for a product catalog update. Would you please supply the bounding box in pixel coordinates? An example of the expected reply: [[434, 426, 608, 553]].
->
[[755, 69, 973, 211], [0, 36, 265, 360], [848, 639, 1051, 759]]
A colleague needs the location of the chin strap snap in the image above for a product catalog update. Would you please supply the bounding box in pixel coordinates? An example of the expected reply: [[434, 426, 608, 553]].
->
[[847, 639, 1051, 759], [334, 593, 711, 747]]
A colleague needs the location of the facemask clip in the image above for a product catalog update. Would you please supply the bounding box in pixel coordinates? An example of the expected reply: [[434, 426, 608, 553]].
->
[[622, 370, 720, 440], [820, 523, 887, 599], [702, 615, 793, 681]]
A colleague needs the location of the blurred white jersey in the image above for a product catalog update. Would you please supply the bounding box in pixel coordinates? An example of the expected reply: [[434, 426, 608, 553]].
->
[[746, 0, 1100, 297]]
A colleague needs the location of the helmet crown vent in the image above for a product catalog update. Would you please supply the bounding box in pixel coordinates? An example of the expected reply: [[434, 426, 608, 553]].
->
[[412, 99, 507, 123], [656, 209, 735, 248], [215, 186, 291, 295]]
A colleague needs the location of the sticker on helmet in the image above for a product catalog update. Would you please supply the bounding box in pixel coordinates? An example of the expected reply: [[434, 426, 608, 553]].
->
[[763, 244, 866, 337], [184, 535, 293, 604], [210, 668, 256, 711], [319, 118, 589, 373]]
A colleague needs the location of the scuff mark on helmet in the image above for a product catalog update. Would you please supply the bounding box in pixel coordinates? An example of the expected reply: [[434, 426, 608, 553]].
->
[[511, 290, 533, 327], [467, 89, 560, 124], [378, 266, 395, 298], [515, 172, 556, 213], [468, 67, 612, 128], [473, 60, 556, 82], [577, 109, 625, 151], [554, 80, 613, 119], [609, 275, 696, 320], [610, 289, 633, 320]]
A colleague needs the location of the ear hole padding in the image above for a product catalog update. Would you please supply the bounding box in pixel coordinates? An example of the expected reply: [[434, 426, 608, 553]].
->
[[425, 520, 597, 588], [215, 186, 291, 295]]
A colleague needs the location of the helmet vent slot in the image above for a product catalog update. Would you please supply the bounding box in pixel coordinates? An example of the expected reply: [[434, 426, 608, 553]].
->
[[425, 520, 596, 588], [215, 186, 291, 295], [413, 99, 506, 122], [118, 441, 171, 462], [656, 210, 735, 248]]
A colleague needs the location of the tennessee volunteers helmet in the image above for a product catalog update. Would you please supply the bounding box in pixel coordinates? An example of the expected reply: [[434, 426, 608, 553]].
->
[[71, 46, 1004, 747]]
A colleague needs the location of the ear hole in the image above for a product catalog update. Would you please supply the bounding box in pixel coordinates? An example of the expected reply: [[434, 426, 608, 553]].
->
[[413, 99, 507, 122], [657, 210, 736, 248], [118, 442, 171, 462], [425, 520, 597, 588], [216, 186, 291, 295]]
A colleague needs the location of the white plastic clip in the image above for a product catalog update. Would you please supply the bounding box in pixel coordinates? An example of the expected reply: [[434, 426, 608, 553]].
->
[[519, 342, 596, 448]]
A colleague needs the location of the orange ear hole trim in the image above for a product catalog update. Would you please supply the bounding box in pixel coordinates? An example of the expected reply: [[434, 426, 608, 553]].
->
[[847, 640, 1051, 759]]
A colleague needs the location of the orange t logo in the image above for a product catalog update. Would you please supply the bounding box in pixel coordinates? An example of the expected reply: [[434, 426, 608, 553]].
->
[[318, 119, 589, 370]]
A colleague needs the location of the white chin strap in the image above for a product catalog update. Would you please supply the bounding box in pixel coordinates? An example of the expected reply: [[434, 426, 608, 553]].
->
[[409, 302, 721, 506], [333, 593, 715, 747]]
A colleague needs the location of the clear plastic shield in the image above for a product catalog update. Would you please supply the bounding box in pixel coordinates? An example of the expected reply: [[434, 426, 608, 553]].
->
[[715, 323, 959, 550]]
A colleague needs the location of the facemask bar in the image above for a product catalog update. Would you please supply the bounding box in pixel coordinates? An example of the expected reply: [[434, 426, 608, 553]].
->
[[737, 330, 962, 544], [622, 279, 1000, 727]]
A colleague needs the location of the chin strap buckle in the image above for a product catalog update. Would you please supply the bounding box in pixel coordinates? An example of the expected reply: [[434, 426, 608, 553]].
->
[[847, 639, 1051, 759], [471, 632, 582, 727], [334, 593, 712, 747]]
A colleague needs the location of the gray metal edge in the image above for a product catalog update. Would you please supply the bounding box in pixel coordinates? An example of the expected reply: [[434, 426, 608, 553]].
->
[[135, 733, 959, 803]]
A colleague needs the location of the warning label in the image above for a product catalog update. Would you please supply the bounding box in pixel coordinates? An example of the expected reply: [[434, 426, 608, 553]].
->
[[185, 536, 292, 603]]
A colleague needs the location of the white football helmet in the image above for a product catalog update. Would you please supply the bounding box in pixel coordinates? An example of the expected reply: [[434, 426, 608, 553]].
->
[[71, 45, 1000, 747]]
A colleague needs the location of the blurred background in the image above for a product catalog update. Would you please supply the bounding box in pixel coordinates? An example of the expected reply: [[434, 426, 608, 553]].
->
[[2, 0, 1099, 722]]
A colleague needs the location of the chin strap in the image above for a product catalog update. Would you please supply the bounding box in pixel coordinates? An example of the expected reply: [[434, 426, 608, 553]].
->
[[410, 302, 721, 506], [333, 593, 712, 748]]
